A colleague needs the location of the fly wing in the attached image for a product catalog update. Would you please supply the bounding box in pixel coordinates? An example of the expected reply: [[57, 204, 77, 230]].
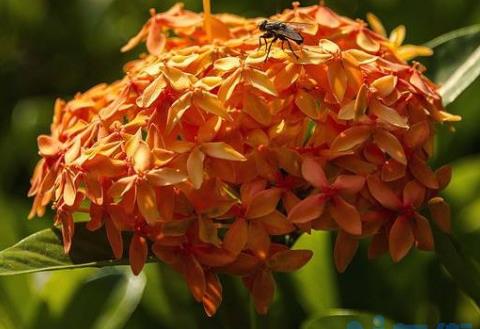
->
[[285, 21, 317, 37], [285, 22, 315, 29], [278, 26, 304, 43]]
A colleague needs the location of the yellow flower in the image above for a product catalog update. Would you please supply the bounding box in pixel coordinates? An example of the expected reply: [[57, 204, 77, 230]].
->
[[366, 12, 434, 61]]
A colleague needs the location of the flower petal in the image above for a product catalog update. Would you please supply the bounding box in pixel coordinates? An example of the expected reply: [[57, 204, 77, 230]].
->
[[267, 249, 313, 272], [428, 197, 451, 233], [256, 211, 295, 235], [409, 153, 439, 189], [389, 216, 414, 262], [332, 175, 365, 194], [402, 180, 425, 208], [166, 92, 192, 132], [133, 141, 153, 173], [397, 45, 433, 62], [329, 196, 362, 235], [199, 216, 222, 247], [121, 24, 148, 53], [202, 272, 222, 317], [251, 269, 275, 315], [273, 62, 299, 91], [327, 61, 348, 103], [214, 57, 241, 71], [245, 188, 282, 219], [129, 233, 148, 275], [61, 213, 74, 254], [370, 99, 408, 129], [184, 255, 206, 302], [337, 100, 355, 120], [295, 89, 324, 120], [146, 19, 166, 55], [389, 25, 406, 47], [209, 15, 231, 40], [108, 176, 136, 199], [105, 216, 123, 260], [315, 6, 340, 28], [137, 76, 167, 108], [84, 174, 103, 205], [301, 157, 328, 188], [367, 175, 402, 210], [366, 13, 386, 36], [201, 142, 246, 161], [373, 129, 407, 165], [146, 168, 188, 186], [240, 180, 267, 206], [87, 203, 103, 231], [137, 180, 160, 224], [38, 135, 61, 157], [218, 69, 242, 102], [223, 218, 248, 256], [193, 91, 231, 120], [243, 93, 272, 126], [354, 84, 369, 119], [193, 76, 223, 90], [413, 213, 434, 251], [371, 75, 397, 97], [404, 120, 430, 149], [187, 147, 205, 189], [334, 231, 359, 272], [197, 116, 222, 143], [63, 173, 77, 207], [245, 68, 278, 96], [161, 65, 193, 91], [356, 30, 380, 53], [288, 194, 325, 224], [381, 160, 406, 182], [330, 126, 371, 153], [246, 221, 270, 260]]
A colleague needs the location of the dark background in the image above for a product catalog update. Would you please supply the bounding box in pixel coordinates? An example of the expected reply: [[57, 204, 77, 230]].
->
[[0, 0, 479, 328]]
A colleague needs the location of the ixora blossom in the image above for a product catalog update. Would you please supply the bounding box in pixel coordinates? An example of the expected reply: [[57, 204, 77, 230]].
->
[[28, 1, 460, 316]]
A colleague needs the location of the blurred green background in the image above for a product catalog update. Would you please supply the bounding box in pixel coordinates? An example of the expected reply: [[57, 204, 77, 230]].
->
[[1, 0, 480, 328]]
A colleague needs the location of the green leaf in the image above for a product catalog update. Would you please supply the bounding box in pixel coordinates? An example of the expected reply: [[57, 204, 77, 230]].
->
[[37, 269, 124, 329], [91, 270, 147, 329], [38, 268, 95, 316], [292, 231, 338, 315], [444, 156, 480, 233], [431, 221, 480, 306], [445, 156, 480, 208], [301, 309, 395, 329], [424, 24, 480, 106], [0, 223, 153, 275]]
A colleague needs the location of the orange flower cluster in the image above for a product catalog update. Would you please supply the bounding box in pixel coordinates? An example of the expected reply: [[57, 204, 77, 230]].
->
[[29, 2, 460, 315]]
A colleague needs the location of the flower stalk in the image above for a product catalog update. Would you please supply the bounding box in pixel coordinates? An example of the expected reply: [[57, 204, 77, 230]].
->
[[203, 0, 213, 41]]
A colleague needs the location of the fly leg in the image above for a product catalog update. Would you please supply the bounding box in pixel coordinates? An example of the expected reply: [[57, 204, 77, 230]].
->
[[259, 32, 273, 53], [258, 36, 265, 51], [286, 38, 300, 59], [258, 36, 268, 52], [265, 36, 277, 62]]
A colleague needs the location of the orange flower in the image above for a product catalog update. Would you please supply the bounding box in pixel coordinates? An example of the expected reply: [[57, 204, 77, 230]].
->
[[221, 243, 312, 314], [28, 1, 458, 316], [367, 175, 434, 261]]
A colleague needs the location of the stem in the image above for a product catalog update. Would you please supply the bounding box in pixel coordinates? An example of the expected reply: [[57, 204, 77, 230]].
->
[[249, 299, 258, 329], [249, 300, 268, 329], [202, 0, 212, 42]]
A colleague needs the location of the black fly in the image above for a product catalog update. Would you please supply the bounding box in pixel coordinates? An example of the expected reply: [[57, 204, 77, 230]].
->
[[258, 20, 305, 62]]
